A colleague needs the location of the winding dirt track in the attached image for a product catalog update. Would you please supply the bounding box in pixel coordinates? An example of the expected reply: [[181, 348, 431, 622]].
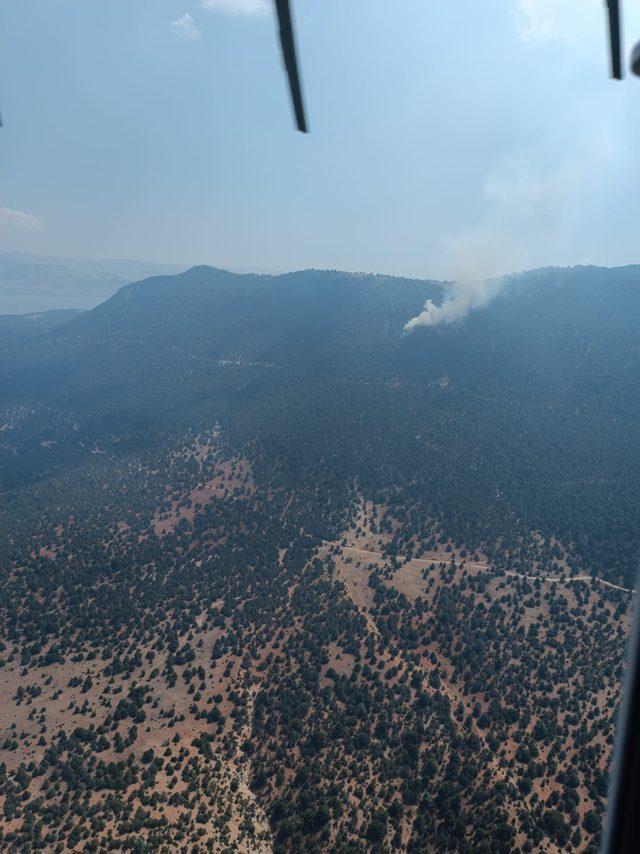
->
[[326, 543, 634, 595]]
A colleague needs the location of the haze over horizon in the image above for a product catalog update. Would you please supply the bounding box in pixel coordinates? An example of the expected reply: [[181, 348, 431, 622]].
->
[[2, 0, 640, 283], [1, 4, 640, 842]]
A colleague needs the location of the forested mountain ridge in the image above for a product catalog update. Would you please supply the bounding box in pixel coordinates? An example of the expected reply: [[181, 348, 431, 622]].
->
[[1, 263, 639, 584], [4, 262, 639, 419], [0, 263, 637, 852]]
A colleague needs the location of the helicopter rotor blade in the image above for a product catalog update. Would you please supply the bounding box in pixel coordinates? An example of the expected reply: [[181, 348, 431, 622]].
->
[[606, 0, 623, 79], [274, 0, 308, 132]]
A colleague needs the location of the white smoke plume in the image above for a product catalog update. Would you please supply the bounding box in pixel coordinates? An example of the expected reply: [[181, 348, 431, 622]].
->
[[404, 278, 504, 332], [404, 121, 623, 332]]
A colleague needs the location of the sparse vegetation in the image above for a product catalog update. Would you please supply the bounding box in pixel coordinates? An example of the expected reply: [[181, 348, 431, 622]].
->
[[0, 264, 637, 850]]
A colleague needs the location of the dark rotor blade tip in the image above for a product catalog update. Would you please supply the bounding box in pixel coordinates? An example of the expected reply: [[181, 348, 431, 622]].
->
[[606, 0, 623, 79], [275, 0, 308, 132]]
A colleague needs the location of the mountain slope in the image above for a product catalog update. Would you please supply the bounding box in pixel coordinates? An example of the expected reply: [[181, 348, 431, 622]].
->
[[1, 263, 639, 584], [0, 308, 82, 344], [0, 263, 637, 851]]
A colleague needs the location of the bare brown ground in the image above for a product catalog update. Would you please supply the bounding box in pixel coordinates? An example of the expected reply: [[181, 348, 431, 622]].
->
[[322, 500, 630, 853], [0, 619, 272, 852], [152, 457, 254, 537]]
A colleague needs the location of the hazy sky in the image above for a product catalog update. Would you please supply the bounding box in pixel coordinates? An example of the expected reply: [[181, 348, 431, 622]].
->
[[1, 0, 640, 279]]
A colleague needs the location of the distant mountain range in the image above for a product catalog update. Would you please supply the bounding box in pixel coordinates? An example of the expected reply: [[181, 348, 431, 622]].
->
[[0, 251, 185, 313], [0, 252, 282, 314]]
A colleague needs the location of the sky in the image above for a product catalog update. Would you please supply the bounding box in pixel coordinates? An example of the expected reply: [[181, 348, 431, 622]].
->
[[1, 0, 640, 280]]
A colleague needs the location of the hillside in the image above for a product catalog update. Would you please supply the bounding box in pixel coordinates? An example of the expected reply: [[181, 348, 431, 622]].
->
[[0, 309, 83, 342], [2, 263, 640, 584], [0, 264, 638, 851]]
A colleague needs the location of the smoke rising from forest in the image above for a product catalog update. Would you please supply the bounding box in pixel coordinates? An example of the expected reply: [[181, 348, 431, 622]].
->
[[404, 124, 623, 332], [403, 278, 504, 331]]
